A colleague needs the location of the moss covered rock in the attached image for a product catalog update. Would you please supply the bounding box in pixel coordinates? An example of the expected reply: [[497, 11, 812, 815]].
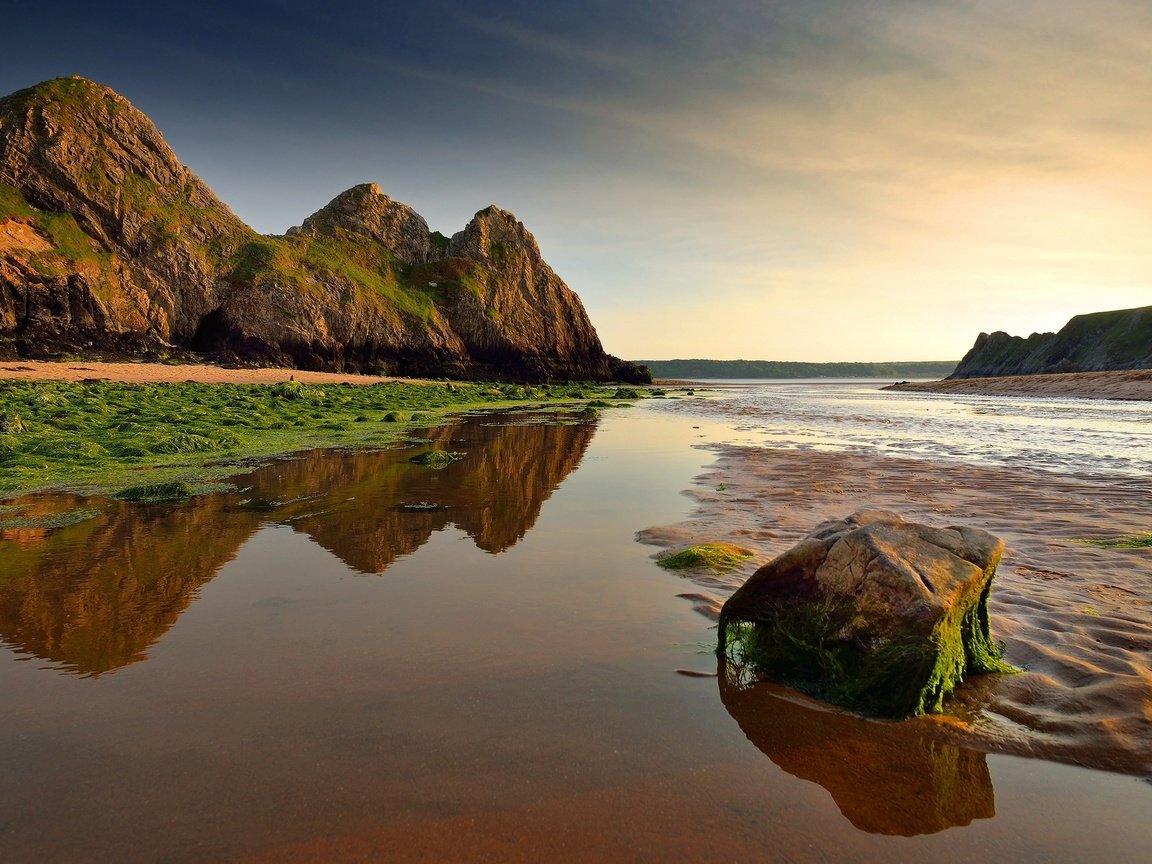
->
[[717, 510, 1015, 717]]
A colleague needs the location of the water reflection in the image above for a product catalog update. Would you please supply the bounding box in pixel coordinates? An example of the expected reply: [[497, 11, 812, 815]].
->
[[0, 414, 595, 676], [718, 664, 996, 836]]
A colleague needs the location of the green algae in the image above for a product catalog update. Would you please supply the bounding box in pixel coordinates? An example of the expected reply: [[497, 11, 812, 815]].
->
[[0, 378, 627, 498], [1076, 533, 1152, 549], [657, 543, 756, 573], [409, 450, 464, 468], [720, 581, 1017, 718], [114, 481, 195, 503]]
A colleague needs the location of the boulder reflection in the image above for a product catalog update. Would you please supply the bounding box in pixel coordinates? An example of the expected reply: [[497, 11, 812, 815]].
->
[[0, 414, 595, 676], [718, 663, 995, 836]]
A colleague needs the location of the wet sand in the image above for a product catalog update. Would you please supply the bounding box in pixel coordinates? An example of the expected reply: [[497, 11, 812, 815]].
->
[[641, 447, 1152, 775], [886, 369, 1152, 401], [0, 359, 413, 386]]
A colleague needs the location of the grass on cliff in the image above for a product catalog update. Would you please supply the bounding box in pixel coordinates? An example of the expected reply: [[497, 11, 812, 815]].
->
[[0, 182, 117, 285], [228, 231, 444, 321], [0, 378, 624, 498]]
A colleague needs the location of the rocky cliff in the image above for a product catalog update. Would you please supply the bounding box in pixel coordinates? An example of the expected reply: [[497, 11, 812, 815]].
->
[[0, 77, 648, 382], [951, 305, 1152, 378]]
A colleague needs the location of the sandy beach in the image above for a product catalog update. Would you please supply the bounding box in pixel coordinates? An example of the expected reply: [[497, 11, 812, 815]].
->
[[885, 369, 1152, 401], [641, 447, 1152, 776], [0, 360, 406, 386]]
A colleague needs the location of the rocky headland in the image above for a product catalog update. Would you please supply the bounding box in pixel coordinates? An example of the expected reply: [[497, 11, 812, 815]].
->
[[950, 305, 1152, 379], [0, 77, 648, 382]]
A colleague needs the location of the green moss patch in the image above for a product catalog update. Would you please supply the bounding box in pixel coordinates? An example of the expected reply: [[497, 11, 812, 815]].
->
[[1076, 533, 1152, 549], [114, 481, 195, 503], [0, 378, 618, 497], [410, 450, 465, 467], [657, 543, 756, 572]]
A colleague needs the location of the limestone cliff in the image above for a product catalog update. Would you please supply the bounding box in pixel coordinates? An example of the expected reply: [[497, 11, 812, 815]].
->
[[951, 305, 1152, 378], [0, 77, 648, 382]]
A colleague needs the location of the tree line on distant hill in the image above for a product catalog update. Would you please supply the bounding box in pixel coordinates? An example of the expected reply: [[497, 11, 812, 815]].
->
[[638, 359, 958, 380]]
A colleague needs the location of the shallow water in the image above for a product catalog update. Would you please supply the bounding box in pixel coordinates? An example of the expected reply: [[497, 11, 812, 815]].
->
[[1, 406, 1149, 862], [656, 379, 1152, 476]]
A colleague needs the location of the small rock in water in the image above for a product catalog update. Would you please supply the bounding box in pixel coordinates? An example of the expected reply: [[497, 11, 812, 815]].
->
[[717, 510, 1016, 717]]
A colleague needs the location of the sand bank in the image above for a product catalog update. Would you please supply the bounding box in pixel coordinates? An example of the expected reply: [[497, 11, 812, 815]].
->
[[0, 360, 411, 386], [886, 369, 1152, 400], [641, 447, 1152, 775]]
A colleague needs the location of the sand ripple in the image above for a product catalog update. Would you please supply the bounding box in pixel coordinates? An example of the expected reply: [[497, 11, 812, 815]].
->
[[640, 447, 1152, 776]]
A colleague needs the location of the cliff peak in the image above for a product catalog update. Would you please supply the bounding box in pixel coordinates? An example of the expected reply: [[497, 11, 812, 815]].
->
[[449, 203, 540, 263], [0, 75, 244, 251], [296, 183, 435, 266]]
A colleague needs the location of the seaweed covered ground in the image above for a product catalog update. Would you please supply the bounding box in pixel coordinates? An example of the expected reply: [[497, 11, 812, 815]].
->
[[0, 378, 633, 499]]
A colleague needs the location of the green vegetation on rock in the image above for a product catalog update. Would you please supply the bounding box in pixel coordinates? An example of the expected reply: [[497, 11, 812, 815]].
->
[[716, 513, 1018, 718], [721, 589, 1016, 717], [409, 450, 464, 467], [951, 305, 1152, 378], [657, 543, 756, 572]]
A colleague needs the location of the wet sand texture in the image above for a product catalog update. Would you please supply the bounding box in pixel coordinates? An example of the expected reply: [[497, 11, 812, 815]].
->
[[641, 447, 1152, 775], [886, 369, 1152, 401]]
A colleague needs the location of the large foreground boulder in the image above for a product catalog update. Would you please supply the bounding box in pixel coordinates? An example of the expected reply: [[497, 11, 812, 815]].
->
[[717, 510, 1015, 717]]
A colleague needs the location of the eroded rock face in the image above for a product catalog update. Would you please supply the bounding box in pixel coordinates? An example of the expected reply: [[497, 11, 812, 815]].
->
[[0, 76, 649, 381], [297, 184, 439, 267], [718, 510, 1014, 717]]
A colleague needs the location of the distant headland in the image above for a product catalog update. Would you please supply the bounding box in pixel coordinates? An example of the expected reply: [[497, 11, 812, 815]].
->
[[640, 359, 957, 380]]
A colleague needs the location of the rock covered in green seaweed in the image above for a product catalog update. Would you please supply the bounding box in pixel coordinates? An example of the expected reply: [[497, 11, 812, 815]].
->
[[717, 510, 1016, 717]]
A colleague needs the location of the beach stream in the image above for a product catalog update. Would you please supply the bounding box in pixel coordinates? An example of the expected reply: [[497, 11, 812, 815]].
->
[[0, 397, 1149, 862]]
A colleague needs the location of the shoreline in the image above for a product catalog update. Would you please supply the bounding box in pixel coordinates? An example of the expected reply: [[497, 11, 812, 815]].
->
[[885, 368, 1152, 400], [0, 359, 420, 386], [640, 445, 1152, 776], [0, 372, 615, 499]]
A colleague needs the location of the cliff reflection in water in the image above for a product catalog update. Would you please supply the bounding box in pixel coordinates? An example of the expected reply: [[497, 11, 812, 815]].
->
[[718, 665, 996, 836], [0, 414, 595, 676]]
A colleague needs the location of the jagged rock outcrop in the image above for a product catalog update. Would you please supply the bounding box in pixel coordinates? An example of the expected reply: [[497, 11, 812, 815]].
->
[[294, 183, 442, 266], [951, 305, 1152, 378], [0, 77, 649, 382]]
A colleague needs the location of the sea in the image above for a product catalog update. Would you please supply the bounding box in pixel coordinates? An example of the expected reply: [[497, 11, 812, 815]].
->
[[0, 382, 1148, 862]]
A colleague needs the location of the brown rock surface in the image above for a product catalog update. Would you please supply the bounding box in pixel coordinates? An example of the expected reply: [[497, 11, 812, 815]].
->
[[0, 77, 648, 382], [296, 183, 440, 266], [718, 510, 1013, 717]]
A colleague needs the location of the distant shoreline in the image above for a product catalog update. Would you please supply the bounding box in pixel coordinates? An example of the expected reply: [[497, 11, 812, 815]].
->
[[885, 369, 1152, 401]]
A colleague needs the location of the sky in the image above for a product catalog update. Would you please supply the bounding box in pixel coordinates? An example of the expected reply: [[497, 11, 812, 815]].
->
[[5, 0, 1152, 361]]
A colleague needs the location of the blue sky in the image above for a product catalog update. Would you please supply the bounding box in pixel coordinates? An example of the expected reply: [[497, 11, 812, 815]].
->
[[6, 0, 1152, 360]]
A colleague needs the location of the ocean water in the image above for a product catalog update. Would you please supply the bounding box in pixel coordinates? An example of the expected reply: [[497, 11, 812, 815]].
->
[[0, 403, 1149, 862], [651, 379, 1152, 477]]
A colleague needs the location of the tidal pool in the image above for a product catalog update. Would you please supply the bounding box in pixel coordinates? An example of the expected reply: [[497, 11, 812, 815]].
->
[[0, 407, 1148, 862]]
